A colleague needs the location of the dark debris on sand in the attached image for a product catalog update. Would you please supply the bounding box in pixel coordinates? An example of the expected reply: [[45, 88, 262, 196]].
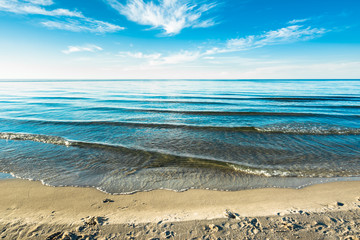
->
[[7, 209, 360, 240]]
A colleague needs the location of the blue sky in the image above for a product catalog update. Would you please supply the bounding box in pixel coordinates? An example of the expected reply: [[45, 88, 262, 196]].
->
[[0, 0, 359, 79]]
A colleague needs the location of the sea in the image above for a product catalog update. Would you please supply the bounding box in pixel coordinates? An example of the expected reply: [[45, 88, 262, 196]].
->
[[0, 79, 359, 194]]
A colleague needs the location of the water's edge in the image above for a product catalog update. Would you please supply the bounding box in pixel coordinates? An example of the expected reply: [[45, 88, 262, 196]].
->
[[2, 172, 360, 196]]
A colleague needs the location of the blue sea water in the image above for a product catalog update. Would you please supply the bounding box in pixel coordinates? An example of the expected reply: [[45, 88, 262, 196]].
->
[[0, 79, 359, 193]]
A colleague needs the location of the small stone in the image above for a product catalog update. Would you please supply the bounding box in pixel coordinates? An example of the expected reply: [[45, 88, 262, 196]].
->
[[75, 226, 84, 232], [337, 202, 344, 207], [207, 224, 223, 232], [84, 216, 100, 226], [61, 231, 76, 240], [225, 209, 237, 219], [161, 231, 174, 239], [103, 198, 114, 203], [208, 224, 216, 229], [343, 236, 359, 240], [251, 218, 258, 226]]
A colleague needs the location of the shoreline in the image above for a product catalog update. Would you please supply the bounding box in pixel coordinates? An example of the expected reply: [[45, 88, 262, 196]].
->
[[1, 179, 360, 239]]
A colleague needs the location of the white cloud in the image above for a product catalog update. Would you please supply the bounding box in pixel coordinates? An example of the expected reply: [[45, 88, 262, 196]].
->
[[117, 24, 328, 66], [105, 0, 217, 35], [62, 45, 103, 54], [288, 18, 310, 24], [42, 18, 124, 33], [118, 51, 162, 59], [25, 0, 53, 6], [0, 0, 124, 33], [150, 50, 201, 65], [118, 50, 201, 65], [227, 25, 327, 51], [203, 25, 325, 56], [0, 0, 82, 17]]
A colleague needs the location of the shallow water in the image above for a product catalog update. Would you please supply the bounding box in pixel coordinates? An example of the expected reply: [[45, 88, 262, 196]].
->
[[0, 79, 359, 193]]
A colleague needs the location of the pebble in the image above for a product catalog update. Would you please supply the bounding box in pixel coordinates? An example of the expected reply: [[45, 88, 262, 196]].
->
[[225, 209, 237, 219], [161, 230, 174, 238], [207, 224, 223, 232]]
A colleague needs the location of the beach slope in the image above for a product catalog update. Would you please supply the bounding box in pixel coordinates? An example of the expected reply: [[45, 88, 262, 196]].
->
[[0, 179, 359, 239]]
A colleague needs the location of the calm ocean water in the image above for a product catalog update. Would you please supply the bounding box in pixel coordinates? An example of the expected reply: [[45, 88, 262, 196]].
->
[[0, 79, 360, 193]]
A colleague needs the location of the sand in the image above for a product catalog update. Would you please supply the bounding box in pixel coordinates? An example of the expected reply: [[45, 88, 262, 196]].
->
[[0, 179, 359, 239]]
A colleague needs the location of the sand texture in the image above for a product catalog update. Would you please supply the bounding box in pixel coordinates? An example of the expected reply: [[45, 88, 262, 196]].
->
[[0, 179, 360, 239]]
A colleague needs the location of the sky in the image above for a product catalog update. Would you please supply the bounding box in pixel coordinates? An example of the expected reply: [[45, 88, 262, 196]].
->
[[0, 0, 359, 79]]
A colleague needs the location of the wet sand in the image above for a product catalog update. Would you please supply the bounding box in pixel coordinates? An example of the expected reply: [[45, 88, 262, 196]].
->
[[0, 179, 359, 239]]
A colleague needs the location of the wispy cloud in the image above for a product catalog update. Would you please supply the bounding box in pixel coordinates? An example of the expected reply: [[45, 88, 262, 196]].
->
[[118, 51, 162, 59], [0, 0, 82, 17], [227, 25, 327, 51], [120, 24, 328, 66], [150, 51, 201, 65], [121, 50, 201, 65], [288, 18, 310, 24], [0, 0, 124, 33], [62, 45, 103, 54], [105, 0, 217, 35], [25, 0, 53, 6], [42, 18, 124, 33]]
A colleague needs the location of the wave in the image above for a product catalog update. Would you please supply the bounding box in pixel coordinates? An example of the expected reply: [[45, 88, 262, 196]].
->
[[2, 118, 360, 135], [98, 99, 235, 105], [257, 125, 360, 135], [137, 95, 360, 102], [69, 95, 360, 103], [1, 132, 359, 180], [0, 132, 72, 146], [0, 100, 21, 104], [321, 105, 360, 109], [0, 132, 132, 152], [0, 132, 288, 177], [136, 109, 316, 116], [83, 107, 316, 116], [261, 96, 360, 102], [290, 105, 360, 109], [28, 102, 72, 107], [31, 96, 92, 100]]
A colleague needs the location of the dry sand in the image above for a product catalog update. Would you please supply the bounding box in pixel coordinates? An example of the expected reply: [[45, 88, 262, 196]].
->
[[0, 179, 359, 239]]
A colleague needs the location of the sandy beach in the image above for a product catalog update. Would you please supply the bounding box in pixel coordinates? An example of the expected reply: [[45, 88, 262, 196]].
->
[[0, 179, 359, 239]]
